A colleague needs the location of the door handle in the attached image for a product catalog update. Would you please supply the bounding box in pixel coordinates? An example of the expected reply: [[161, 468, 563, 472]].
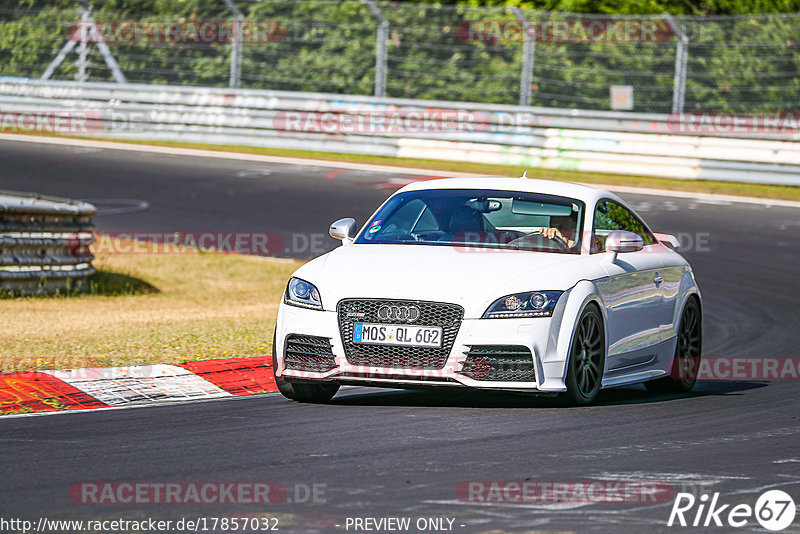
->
[[653, 273, 663, 285]]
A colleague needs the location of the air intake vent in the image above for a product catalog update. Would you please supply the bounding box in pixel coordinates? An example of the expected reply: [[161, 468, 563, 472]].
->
[[284, 335, 337, 373], [460, 346, 535, 382]]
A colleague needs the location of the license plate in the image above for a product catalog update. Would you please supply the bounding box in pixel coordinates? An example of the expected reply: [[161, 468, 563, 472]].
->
[[353, 323, 442, 348]]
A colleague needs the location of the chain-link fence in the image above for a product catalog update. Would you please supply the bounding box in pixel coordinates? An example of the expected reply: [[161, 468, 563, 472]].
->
[[1, 1, 799, 113]]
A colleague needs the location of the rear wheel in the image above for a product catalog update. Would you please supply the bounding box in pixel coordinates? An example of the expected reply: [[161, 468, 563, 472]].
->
[[645, 297, 702, 393], [272, 330, 340, 403], [564, 305, 605, 406]]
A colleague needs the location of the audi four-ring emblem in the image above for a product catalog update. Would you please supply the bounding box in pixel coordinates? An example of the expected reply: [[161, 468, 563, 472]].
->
[[377, 305, 421, 322]]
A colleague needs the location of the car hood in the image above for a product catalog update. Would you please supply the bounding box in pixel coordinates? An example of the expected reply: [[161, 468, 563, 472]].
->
[[293, 244, 608, 318]]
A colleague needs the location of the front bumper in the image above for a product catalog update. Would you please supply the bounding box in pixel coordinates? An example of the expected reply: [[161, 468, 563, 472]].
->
[[275, 302, 569, 392]]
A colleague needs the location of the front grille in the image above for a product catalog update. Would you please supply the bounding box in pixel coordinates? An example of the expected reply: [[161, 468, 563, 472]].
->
[[460, 346, 536, 382], [337, 299, 464, 370], [284, 334, 337, 373]]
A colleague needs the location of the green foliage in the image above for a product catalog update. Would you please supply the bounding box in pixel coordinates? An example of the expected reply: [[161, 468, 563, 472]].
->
[[0, 1, 798, 112], [435, 0, 800, 16]]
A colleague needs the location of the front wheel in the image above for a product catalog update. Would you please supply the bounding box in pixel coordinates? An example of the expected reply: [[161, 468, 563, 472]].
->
[[272, 330, 340, 403], [645, 297, 702, 393], [563, 305, 606, 406]]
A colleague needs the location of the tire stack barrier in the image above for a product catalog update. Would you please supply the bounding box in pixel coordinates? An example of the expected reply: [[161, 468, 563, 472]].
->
[[0, 190, 96, 295]]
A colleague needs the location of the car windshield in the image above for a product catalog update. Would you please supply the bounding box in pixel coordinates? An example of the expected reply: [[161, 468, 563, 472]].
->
[[355, 189, 584, 253]]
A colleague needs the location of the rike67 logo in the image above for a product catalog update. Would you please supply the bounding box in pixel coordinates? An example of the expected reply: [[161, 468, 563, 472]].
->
[[668, 490, 796, 531]]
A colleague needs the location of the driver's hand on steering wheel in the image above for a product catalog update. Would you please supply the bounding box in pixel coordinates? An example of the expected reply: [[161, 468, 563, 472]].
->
[[540, 227, 575, 247]]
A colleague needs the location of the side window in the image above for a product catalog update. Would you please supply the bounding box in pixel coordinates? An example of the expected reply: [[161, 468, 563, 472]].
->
[[592, 200, 656, 253]]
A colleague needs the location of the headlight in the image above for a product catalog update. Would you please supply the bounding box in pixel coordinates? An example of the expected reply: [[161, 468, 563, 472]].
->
[[284, 277, 323, 310], [482, 291, 563, 319]]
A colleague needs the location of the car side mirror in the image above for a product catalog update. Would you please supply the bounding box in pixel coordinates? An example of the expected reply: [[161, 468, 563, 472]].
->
[[329, 218, 357, 244], [605, 230, 643, 261]]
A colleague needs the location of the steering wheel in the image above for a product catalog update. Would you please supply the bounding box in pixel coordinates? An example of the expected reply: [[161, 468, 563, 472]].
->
[[507, 230, 569, 250]]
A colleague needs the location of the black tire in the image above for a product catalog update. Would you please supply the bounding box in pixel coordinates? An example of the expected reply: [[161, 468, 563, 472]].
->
[[274, 371, 301, 401], [289, 381, 340, 403], [563, 304, 606, 406], [272, 330, 340, 403], [645, 297, 702, 394]]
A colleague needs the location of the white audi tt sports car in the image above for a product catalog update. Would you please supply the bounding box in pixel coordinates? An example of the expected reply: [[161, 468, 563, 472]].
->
[[273, 176, 702, 405]]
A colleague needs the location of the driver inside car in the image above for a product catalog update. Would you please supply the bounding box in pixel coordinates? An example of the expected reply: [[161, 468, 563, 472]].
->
[[539, 215, 578, 248]]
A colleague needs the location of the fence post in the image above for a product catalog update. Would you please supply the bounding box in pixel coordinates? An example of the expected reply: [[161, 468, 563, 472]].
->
[[664, 15, 689, 114], [511, 7, 534, 107], [365, 0, 388, 98], [222, 0, 243, 89], [76, 9, 89, 82]]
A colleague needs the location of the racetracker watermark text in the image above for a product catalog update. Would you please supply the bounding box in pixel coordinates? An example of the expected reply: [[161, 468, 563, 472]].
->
[[82, 232, 328, 257], [669, 111, 800, 137], [456, 18, 674, 42], [458, 480, 674, 504], [69, 482, 326, 505], [69, 20, 286, 43], [0, 111, 101, 134], [0, 109, 543, 135], [671, 357, 800, 381]]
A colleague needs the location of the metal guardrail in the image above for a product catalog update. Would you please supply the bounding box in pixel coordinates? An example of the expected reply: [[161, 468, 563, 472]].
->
[[1, 78, 799, 186], [0, 190, 96, 295]]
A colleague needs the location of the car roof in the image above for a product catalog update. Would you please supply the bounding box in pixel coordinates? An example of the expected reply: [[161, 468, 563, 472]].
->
[[397, 176, 622, 205]]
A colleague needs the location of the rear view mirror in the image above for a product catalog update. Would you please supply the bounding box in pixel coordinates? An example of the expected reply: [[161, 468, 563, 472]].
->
[[329, 218, 357, 244], [466, 199, 502, 213]]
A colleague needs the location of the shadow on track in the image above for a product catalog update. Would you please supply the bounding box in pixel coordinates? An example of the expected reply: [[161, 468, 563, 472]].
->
[[594, 380, 768, 406], [330, 380, 769, 409]]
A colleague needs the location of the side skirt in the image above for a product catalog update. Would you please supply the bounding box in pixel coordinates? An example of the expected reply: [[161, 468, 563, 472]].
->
[[601, 337, 677, 388]]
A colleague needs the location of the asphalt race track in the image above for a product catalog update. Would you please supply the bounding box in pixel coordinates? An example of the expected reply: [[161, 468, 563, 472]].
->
[[1, 138, 799, 533]]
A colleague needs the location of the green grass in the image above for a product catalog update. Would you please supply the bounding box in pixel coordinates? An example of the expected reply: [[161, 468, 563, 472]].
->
[[0, 237, 300, 372]]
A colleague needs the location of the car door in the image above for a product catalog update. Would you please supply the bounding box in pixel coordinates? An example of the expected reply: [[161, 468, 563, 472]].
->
[[592, 199, 666, 371], [654, 252, 690, 346]]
